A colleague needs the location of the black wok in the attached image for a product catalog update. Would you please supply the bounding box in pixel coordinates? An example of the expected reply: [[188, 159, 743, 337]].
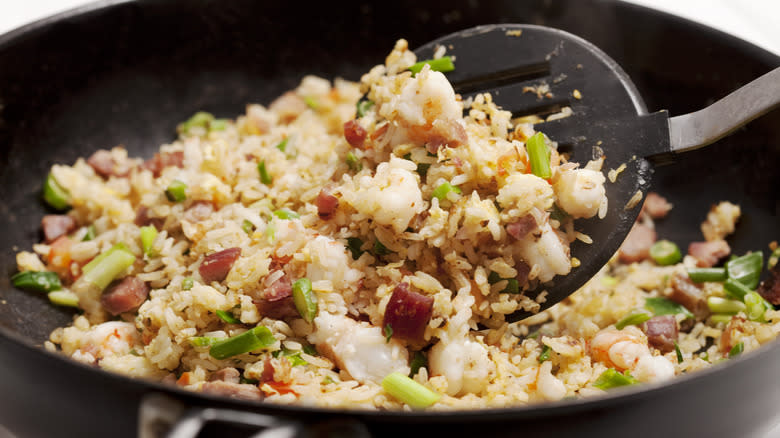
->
[[0, 1, 778, 437]]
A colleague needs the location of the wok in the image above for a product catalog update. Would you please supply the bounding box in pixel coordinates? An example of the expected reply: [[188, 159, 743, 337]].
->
[[0, 1, 778, 437]]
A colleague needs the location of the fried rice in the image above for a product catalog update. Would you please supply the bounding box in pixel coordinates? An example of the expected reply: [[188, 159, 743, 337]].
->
[[13, 40, 780, 409]]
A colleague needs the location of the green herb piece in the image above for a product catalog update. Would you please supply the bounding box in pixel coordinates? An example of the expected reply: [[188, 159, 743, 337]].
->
[[408, 56, 455, 75], [644, 297, 694, 319], [601, 275, 618, 287], [273, 348, 308, 367], [302, 344, 318, 356], [710, 314, 734, 324], [209, 325, 276, 360], [356, 99, 375, 118], [292, 278, 317, 323], [744, 291, 770, 322], [241, 219, 255, 236], [650, 240, 682, 266], [140, 225, 158, 257], [304, 96, 319, 110], [239, 376, 259, 385], [615, 310, 652, 330], [264, 222, 277, 243], [165, 180, 187, 203], [346, 152, 362, 171], [431, 182, 462, 202], [526, 132, 551, 179], [275, 137, 289, 153], [129, 349, 141, 356], [687, 267, 727, 283], [373, 239, 392, 256], [416, 162, 431, 177], [384, 324, 394, 343], [538, 345, 552, 363], [726, 252, 763, 290], [182, 277, 194, 291], [11, 271, 62, 293], [322, 376, 336, 385], [706, 296, 746, 314], [82, 225, 97, 242], [728, 342, 744, 358], [346, 237, 364, 260], [501, 278, 520, 294], [81, 243, 136, 291], [381, 372, 441, 409], [43, 172, 71, 210], [209, 118, 229, 132], [48, 290, 79, 307], [487, 271, 502, 285], [593, 368, 639, 390], [258, 161, 272, 185], [409, 351, 427, 377], [724, 278, 752, 301], [178, 111, 214, 134], [550, 204, 570, 222], [272, 208, 300, 220], [216, 310, 241, 324], [674, 341, 683, 364], [189, 336, 220, 348]]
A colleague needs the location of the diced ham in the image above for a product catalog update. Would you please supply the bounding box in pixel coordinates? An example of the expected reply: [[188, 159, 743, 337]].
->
[[382, 282, 434, 342], [506, 215, 537, 240], [343, 120, 367, 149], [201, 381, 263, 400], [264, 271, 293, 301], [618, 223, 657, 263], [425, 119, 468, 154], [269, 91, 307, 124], [199, 247, 241, 283], [757, 264, 780, 305], [184, 201, 215, 223], [142, 151, 184, 177], [41, 215, 76, 243], [134, 205, 165, 229], [87, 150, 118, 178], [688, 240, 730, 268], [316, 188, 339, 220], [669, 274, 709, 320], [642, 315, 678, 353], [254, 296, 299, 320], [516, 260, 531, 286], [209, 367, 240, 384], [641, 192, 672, 219], [100, 276, 149, 315]]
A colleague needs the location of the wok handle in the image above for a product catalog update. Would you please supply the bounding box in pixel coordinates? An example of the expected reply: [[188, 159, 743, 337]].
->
[[668, 66, 780, 153], [138, 393, 371, 438]]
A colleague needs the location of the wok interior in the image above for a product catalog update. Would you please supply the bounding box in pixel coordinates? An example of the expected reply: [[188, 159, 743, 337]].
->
[[0, 0, 777, 358]]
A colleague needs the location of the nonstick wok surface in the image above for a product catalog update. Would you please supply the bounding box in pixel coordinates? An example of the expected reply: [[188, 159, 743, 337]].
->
[[0, 1, 778, 437]]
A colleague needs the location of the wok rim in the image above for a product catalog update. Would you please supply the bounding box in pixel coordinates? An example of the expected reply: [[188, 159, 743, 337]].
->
[[0, 0, 778, 421]]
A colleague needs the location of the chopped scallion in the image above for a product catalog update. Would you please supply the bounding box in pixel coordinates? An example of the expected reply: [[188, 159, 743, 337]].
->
[[81, 243, 136, 290], [726, 252, 763, 290], [241, 219, 255, 236], [724, 278, 751, 301], [189, 336, 220, 347], [272, 348, 308, 367], [728, 342, 744, 358], [408, 56, 455, 75], [501, 278, 520, 294], [292, 278, 317, 323], [644, 297, 694, 319], [43, 172, 71, 211], [178, 111, 214, 134], [302, 344, 318, 356], [593, 368, 638, 390], [209, 325, 276, 360], [303, 96, 318, 110], [650, 240, 682, 266], [48, 290, 79, 307], [601, 275, 619, 287], [744, 291, 770, 322], [346, 152, 362, 171], [687, 267, 727, 283], [381, 372, 440, 409], [373, 239, 392, 256], [538, 345, 552, 363], [82, 225, 97, 242], [82, 242, 131, 275], [216, 309, 241, 324], [615, 310, 652, 330], [11, 271, 62, 293], [409, 351, 427, 377], [706, 296, 746, 314], [356, 99, 374, 118], [258, 161, 272, 185], [487, 271, 502, 285], [384, 324, 393, 343], [431, 182, 461, 203], [209, 119, 229, 132], [140, 225, 158, 257], [674, 341, 683, 364], [182, 277, 194, 291], [710, 314, 734, 324], [275, 137, 289, 153], [272, 208, 300, 220], [526, 132, 551, 179], [346, 237, 364, 260], [165, 180, 187, 203], [416, 162, 431, 178]]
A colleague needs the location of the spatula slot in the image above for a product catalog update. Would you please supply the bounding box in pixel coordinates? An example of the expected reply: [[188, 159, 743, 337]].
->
[[451, 61, 550, 95]]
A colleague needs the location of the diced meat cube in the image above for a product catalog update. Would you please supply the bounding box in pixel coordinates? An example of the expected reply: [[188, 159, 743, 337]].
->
[[343, 120, 367, 149], [100, 276, 150, 316], [143, 151, 184, 177], [209, 367, 240, 384], [618, 224, 656, 263], [382, 283, 434, 342], [201, 381, 263, 400], [642, 315, 678, 353], [425, 119, 468, 154], [506, 215, 537, 240], [254, 296, 299, 320], [134, 205, 165, 229], [641, 192, 672, 219], [41, 215, 76, 243], [515, 260, 531, 286], [669, 274, 709, 320], [199, 247, 241, 283], [87, 150, 117, 178], [316, 188, 339, 220], [757, 264, 780, 306], [688, 240, 730, 268]]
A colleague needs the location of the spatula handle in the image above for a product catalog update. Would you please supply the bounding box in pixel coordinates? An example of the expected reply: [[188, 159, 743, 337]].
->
[[668, 66, 780, 153]]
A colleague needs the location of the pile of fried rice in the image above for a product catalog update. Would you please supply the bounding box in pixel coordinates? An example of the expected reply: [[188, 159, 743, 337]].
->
[[15, 40, 780, 409]]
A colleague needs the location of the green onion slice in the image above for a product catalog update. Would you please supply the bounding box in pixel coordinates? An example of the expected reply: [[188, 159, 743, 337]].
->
[[526, 132, 551, 179], [216, 309, 241, 324], [615, 310, 652, 330], [275, 137, 289, 153], [538, 345, 552, 363], [11, 271, 62, 293], [181, 277, 194, 290], [726, 252, 763, 290], [674, 341, 683, 364], [178, 111, 214, 134], [272, 208, 300, 220], [241, 219, 255, 236], [724, 278, 752, 301], [346, 237, 364, 260], [384, 324, 394, 343], [189, 336, 221, 348], [687, 267, 727, 283], [209, 119, 229, 132], [140, 225, 158, 257], [82, 225, 97, 242], [48, 290, 79, 307], [165, 180, 187, 203], [431, 182, 461, 202], [292, 278, 317, 323], [728, 342, 744, 358], [258, 161, 272, 185], [209, 325, 276, 360], [346, 152, 362, 172], [710, 314, 734, 324], [409, 351, 427, 377], [650, 240, 682, 266], [644, 297, 694, 319], [707, 296, 746, 314], [381, 372, 441, 409], [81, 243, 136, 291], [373, 239, 392, 256], [593, 368, 638, 390], [43, 172, 71, 211], [356, 99, 374, 118], [744, 291, 770, 322], [272, 347, 308, 367], [487, 271, 502, 285], [408, 56, 455, 75]]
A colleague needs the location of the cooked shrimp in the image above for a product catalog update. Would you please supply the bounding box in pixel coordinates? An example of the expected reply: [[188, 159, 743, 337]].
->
[[554, 168, 606, 219], [513, 222, 571, 283], [77, 321, 140, 361], [428, 336, 493, 396], [590, 328, 674, 383]]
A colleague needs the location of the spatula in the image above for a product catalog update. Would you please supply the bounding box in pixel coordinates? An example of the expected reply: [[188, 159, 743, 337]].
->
[[413, 24, 780, 321]]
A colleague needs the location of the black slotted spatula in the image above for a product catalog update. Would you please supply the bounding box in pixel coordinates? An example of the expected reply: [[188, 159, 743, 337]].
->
[[414, 24, 780, 321]]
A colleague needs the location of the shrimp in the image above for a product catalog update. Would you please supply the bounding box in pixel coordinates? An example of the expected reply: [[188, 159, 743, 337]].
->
[[513, 221, 571, 283], [73, 321, 140, 363], [590, 328, 674, 383], [428, 336, 493, 396], [554, 168, 606, 219]]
